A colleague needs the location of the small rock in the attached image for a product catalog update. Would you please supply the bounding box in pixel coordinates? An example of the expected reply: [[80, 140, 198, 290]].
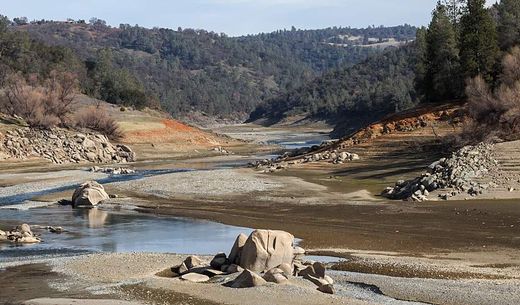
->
[[230, 269, 267, 288], [224, 264, 244, 274], [180, 273, 210, 283], [263, 268, 289, 284], [210, 253, 228, 270], [318, 284, 335, 294]]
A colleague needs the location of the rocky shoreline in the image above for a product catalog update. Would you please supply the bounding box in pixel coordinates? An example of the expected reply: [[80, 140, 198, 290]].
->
[[382, 143, 498, 201], [0, 128, 136, 164]]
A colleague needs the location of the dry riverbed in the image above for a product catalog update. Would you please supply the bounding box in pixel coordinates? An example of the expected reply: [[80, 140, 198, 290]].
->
[[2, 124, 520, 305]]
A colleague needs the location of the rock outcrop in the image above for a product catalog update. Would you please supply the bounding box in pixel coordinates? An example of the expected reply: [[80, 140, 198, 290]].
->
[[72, 181, 110, 207], [383, 143, 497, 201], [238, 230, 294, 273], [166, 229, 335, 294], [0, 128, 136, 164]]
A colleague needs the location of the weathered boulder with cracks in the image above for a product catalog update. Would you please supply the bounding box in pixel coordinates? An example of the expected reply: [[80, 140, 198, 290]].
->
[[72, 181, 110, 207], [0, 128, 136, 164], [238, 230, 294, 273], [383, 143, 498, 201]]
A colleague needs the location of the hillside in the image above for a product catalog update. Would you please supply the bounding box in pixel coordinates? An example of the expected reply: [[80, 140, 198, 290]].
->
[[14, 20, 416, 120], [0, 94, 242, 164], [248, 44, 419, 136]]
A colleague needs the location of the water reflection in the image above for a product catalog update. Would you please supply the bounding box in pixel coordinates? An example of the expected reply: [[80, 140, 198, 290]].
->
[[0, 206, 253, 262], [73, 208, 108, 228]]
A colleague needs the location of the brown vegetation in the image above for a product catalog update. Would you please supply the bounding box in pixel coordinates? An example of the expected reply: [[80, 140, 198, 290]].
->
[[74, 105, 123, 140], [0, 71, 78, 128], [465, 47, 520, 141], [0, 71, 123, 139]]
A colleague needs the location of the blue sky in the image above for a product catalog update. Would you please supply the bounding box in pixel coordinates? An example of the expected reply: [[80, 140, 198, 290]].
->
[[2, 0, 496, 36]]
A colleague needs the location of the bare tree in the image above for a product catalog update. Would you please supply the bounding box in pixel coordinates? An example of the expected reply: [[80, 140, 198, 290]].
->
[[44, 70, 79, 125]]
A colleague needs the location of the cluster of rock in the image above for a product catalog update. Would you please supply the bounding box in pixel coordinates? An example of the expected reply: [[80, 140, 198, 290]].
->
[[90, 166, 136, 175], [170, 229, 335, 294], [0, 224, 40, 244], [250, 150, 359, 173], [0, 128, 136, 164], [383, 143, 497, 201], [211, 146, 232, 155], [72, 181, 110, 207]]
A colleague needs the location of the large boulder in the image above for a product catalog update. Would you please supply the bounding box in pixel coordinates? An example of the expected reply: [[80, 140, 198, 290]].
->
[[72, 181, 109, 207], [238, 230, 294, 273], [228, 233, 248, 264], [230, 269, 267, 288]]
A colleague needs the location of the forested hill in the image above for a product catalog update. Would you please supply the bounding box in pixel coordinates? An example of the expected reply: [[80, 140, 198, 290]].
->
[[250, 0, 520, 138], [248, 45, 419, 134], [13, 20, 416, 119]]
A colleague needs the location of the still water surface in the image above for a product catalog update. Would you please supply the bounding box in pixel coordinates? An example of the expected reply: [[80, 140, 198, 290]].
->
[[0, 206, 253, 262]]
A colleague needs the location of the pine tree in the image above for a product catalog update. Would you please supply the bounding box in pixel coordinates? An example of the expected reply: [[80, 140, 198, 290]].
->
[[414, 27, 428, 98], [497, 0, 520, 51], [424, 2, 463, 102], [443, 0, 465, 26], [459, 0, 499, 83]]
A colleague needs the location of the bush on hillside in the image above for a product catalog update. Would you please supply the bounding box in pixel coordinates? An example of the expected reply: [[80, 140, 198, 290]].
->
[[74, 106, 123, 140], [0, 71, 78, 128], [465, 47, 520, 141]]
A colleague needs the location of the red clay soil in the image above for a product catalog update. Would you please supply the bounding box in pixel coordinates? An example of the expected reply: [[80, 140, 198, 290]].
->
[[123, 119, 222, 146]]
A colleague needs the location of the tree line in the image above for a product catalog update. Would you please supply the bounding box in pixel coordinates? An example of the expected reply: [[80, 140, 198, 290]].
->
[[416, 0, 520, 103], [250, 0, 520, 137], [14, 21, 415, 118]]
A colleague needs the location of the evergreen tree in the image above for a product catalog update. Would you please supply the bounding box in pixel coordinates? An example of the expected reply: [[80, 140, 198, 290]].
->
[[414, 27, 428, 98], [443, 0, 465, 26], [424, 2, 463, 102], [459, 0, 499, 83], [497, 0, 520, 51]]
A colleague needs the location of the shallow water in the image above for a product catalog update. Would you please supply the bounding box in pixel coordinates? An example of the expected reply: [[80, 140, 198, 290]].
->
[[0, 133, 334, 263], [267, 133, 331, 150], [0, 205, 253, 262]]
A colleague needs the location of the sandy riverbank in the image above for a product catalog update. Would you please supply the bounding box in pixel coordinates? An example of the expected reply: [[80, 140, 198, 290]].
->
[[2, 251, 520, 305]]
